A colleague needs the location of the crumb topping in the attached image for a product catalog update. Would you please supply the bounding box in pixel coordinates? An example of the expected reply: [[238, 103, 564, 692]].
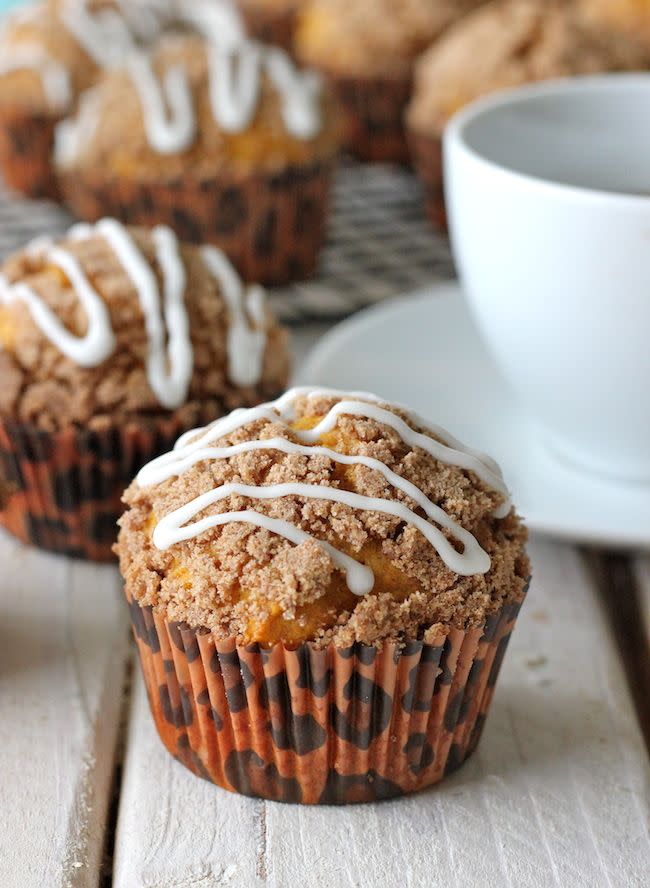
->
[[295, 0, 486, 77], [0, 225, 290, 430], [407, 0, 650, 133], [117, 392, 529, 648], [55, 33, 340, 178]]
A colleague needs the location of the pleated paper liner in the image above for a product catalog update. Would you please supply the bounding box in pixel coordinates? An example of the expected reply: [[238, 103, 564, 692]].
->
[[57, 159, 335, 286], [238, 1, 298, 52], [0, 413, 199, 561], [127, 585, 527, 804], [408, 127, 446, 229], [312, 69, 413, 164], [0, 108, 61, 200]]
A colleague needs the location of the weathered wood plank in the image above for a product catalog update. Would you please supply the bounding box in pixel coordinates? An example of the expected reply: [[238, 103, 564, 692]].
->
[[113, 539, 650, 888], [0, 534, 129, 888]]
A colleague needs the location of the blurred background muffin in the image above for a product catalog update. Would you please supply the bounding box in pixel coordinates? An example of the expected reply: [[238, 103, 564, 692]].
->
[[0, 0, 173, 198], [578, 0, 650, 46], [294, 0, 487, 163], [406, 0, 650, 226], [237, 0, 304, 51], [55, 33, 340, 284], [0, 217, 289, 559]]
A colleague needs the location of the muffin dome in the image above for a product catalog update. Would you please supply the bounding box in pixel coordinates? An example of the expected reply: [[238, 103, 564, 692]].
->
[[55, 33, 339, 283], [118, 387, 529, 648], [0, 219, 290, 431], [0, 0, 173, 196], [296, 0, 483, 78], [56, 33, 337, 182], [294, 0, 485, 161], [407, 0, 650, 135]]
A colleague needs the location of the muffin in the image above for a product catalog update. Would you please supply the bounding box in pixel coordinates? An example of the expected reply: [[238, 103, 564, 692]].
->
[[55, 33, 340, 285], [407, 0, 650, 227], [117, 386, 530, 804], [0, 0, 171, 199], [0, 218, 289, 560], [295, 0, 485, 163], [237, 0, 304, 51], [579, 0, 650, 45]]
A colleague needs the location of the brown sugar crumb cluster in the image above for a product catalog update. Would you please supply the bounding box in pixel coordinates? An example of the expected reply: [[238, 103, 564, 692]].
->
[[117, 393, 530, 649], [56, 34, 340, 180], [0, 227, 290, 431], [407, 0, 650, 134], [296, 0, 485, 77]]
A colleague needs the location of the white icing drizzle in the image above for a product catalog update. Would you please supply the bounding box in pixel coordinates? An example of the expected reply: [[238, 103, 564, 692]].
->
[[0, 42, 71, 109], [0, 248, 115, 366], [137, 388, 513, 594], [0, 218, 268, 407], [92, 219, 194, 409], [54, 85, 103, 166], [175, 0, 245, 46], [200, 247, 267, 388], [130, 39, 322, 152], [128, 52, 196, 154], [60, 3, 132, 68]]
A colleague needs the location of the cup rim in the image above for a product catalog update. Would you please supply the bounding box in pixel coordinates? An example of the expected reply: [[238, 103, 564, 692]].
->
[[444, 72, 650, 206]]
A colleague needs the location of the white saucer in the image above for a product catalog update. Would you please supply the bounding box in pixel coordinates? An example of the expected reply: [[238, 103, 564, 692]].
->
[[298, 283, 650, 549]]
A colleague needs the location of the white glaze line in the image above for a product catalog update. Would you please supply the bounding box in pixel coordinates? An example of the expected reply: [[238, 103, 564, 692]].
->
[[138, 388, 513, 587], [95, 220, 194, 409], [200, 246, 267, 388], [0, 251, 115, 367], [60, 0, 139, 68], [128, 52, 196, 154], [138, 435, 490, 575], [152, 481, 492, 590]]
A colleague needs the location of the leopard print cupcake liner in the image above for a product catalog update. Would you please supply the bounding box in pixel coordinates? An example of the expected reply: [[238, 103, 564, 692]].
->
[[127, 587, 527, 804], [0, 109, 60, 200], [238, 1, 298, 52], [58, 160, 335, 285], [0, 414, 192, 561], [408, 127, 446, 229], [318, 70, 412, 164]]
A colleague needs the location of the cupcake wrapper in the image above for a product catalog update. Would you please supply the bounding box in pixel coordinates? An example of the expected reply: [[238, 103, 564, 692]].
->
[[320, 70, 412, 164], [126, 586, 527, 804], [0, 108, 60, 200], [0, 415, 188, 561], [58, 161, 335, 286], [239, 2, 297, 52], [408, 127, 445, 229]]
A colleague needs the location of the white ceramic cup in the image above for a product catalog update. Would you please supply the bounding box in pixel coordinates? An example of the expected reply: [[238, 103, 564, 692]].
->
[[444, 74, 650, 482]]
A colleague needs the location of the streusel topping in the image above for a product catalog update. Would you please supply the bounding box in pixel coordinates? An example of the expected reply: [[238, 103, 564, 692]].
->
[[117, 389, 529, 648], [407, 0, 650, 133], [295, 0, 486, 77], [0, 222, 289, 430]]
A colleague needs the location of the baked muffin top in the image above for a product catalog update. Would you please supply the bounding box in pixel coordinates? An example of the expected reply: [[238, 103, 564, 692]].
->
[[0, 0, 171, 115], [0, 219, 289, 431], [55, 33, 339, 178], [579, 0, 650, 42], [295, 0, 486, 78], [117, 388, 529, 648], [407, 0, 650, 133]]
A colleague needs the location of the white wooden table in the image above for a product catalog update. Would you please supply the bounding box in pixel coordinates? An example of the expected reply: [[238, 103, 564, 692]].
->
[[1, 326, 649, 888]]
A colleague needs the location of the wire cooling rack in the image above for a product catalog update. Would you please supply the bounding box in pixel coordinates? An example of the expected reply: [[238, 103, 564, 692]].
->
[[0, 160, 454, 324]]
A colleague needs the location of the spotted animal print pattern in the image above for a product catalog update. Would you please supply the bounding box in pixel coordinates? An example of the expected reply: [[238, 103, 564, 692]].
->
[[408, 129, 445, 229], [58, 161, 335, 286], [321, 72, 413, 164], [127, 585, 527, 804], [0, 109, 60, 200], [0, 413, 194, 560]]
